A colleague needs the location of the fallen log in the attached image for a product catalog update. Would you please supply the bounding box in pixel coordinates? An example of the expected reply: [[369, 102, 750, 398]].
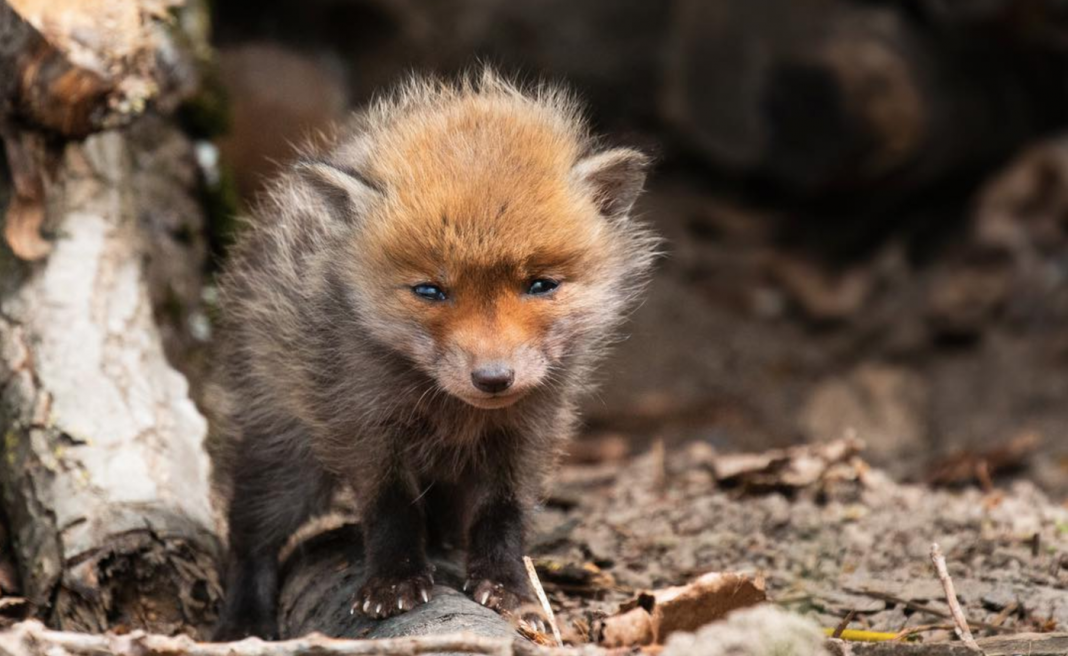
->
[[278, 523, 520, 641]]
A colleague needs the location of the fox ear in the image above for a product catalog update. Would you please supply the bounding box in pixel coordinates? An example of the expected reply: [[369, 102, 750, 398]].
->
[[573, 148, 650, 220], [296, 159, 382, 221]]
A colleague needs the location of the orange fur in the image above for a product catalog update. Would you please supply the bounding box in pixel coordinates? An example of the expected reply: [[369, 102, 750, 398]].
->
[[323, 74, 642, 410], [212, 70, 659, 638]]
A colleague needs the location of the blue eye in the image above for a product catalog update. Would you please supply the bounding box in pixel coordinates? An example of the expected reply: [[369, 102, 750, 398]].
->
[[527, 279, 559, 296], [412, 283, 447, 301]]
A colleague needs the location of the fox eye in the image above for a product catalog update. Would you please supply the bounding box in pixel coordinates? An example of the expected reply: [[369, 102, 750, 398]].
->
[[412, 283, 447, 301], [526, 279, 559, 296]]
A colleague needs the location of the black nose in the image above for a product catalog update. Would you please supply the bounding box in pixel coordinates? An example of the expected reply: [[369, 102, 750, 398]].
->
[[471, 365, 515, 394]]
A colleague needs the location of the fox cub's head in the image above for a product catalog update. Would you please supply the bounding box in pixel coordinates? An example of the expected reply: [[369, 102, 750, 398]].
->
[[301, 75, 657, 409]]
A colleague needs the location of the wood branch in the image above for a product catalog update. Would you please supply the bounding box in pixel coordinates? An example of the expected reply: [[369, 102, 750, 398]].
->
[[0, 620, 510, 656], [0, 123, 220, 634], [929, 544, 979, 651], [523, 556, 561, 646], [827, 633, 1068, 656], [0, 618, 625, 656], [4, 619, 1065, 656]]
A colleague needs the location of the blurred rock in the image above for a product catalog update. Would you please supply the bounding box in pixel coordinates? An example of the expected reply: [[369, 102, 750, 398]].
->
[[974, 137, 1068, 287], [770, 255, 873, 323], [564, 434, 630, 465], [800, 364, 928, 469], [925, 263, 1010, 339], [662, 605, 828, 656]]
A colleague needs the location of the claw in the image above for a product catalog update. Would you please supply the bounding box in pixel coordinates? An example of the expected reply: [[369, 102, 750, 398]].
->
[[420, 589, 430, 604], [479, 590, 490, 605], [463, 580, 470, 592], [375, 603, 382, 616], [363, 599, 371, 614]]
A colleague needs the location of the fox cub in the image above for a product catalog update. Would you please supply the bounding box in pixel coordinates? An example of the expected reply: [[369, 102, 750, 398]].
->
[[212, 70, 658, 640]]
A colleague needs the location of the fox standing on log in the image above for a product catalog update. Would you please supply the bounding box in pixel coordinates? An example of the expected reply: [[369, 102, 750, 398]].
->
[[213, 70, 658, 640]]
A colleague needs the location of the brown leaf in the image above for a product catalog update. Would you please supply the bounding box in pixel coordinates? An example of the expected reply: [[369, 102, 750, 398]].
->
[[599, 571, 767, 647], [926, 431, 1042, 487], [1, 127, 50, 261], [711, 437, 864, 490], [4, 194, 50, 261]]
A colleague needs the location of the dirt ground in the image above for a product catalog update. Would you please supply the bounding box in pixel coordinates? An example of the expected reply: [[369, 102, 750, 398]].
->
[[530, 442, 1068, 645]]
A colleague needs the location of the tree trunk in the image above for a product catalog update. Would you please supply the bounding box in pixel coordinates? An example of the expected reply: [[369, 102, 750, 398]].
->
[[0, 125, 222, 635], [0, 0, 221, 637]]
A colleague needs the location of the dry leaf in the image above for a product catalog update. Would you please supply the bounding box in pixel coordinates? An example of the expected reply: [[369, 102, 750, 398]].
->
[[711, 437, 864, 490], [600, 571, 767, 647]]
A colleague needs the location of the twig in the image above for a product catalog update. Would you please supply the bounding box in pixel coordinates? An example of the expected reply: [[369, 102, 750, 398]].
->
[[525, 556, 563, 646], [989, 601, 1018, 628], [0, 620, 616, 656], [930, 543, 981, 652], [832, 610, 858, 639], [843, 588, 1014, 634]]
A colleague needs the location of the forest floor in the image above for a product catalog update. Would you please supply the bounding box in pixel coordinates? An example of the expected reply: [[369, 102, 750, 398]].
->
[[2, 435, 1065, 654], [529, 438, 1068, 647]]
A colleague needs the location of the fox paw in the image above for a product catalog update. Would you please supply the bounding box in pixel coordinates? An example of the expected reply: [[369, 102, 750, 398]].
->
[[353, 571, 434, 619], [464, 577, 548, 633]]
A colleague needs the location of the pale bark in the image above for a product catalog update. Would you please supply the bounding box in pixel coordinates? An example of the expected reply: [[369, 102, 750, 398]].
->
[[0, 619, 611, 656], [0, 126, 221, 635], [0, 0, 220, 635]]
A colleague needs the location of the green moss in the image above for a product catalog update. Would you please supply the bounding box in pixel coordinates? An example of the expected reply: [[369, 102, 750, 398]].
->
[[179, 63, 232, 140], [4, 430, 18, 467]]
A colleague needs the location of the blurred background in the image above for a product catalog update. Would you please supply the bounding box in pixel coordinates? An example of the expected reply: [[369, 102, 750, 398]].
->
[[200, 0, 1068, 498]]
